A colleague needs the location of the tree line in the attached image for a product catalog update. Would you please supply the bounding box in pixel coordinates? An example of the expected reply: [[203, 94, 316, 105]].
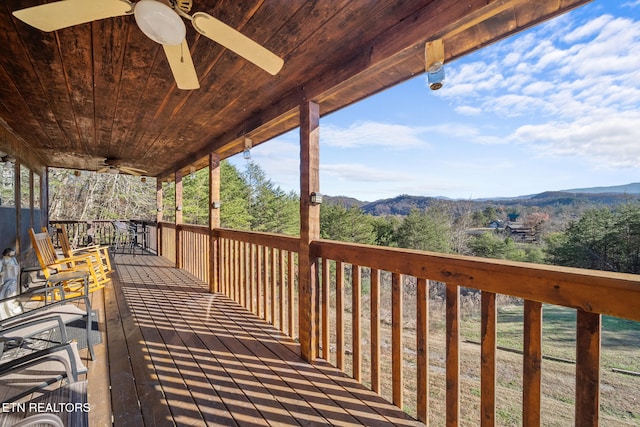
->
[[49, 163, 640, 274]]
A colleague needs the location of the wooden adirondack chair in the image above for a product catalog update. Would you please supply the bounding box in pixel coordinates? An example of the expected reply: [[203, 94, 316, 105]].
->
[[28, 229, 109, 296], [54, 225, 112, 275]]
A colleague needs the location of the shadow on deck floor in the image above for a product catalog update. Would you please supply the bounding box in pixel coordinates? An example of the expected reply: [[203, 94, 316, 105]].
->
[[103, 254, 423, 426]]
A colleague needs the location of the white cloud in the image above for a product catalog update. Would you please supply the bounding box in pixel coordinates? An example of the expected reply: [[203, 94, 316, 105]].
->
[[563, 15, 614, 43], [322, 163, 417, 183], [321, 121, 430, 149], [510, 111, 640, 168], [438, 61, 504, 97], [408, 6, 640, 193], [454, 105, 482, 116], [522, 81, 555, 96]]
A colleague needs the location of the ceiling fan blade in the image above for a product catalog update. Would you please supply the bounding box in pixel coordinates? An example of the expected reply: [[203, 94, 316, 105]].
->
[[162, 39, 200, 90], [191, 12, 284, 76], [12, 0, 134, 32]]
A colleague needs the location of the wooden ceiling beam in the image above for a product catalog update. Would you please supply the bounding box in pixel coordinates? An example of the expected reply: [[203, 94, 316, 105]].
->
[[0, 123, 46, 172]]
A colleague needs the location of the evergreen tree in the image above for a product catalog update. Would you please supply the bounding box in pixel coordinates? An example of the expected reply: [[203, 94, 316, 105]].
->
[[371, 215, 399, 247], [320, 204, 376, 244], [468, 232, 507, 259], [545, 203, 640, 273], [183, 169, 210, 225], [220, 161, 252, 229], [244, 161, 299, 235], [395, 205, 452, 253]]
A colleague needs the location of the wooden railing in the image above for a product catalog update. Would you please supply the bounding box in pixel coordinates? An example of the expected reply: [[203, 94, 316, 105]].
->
[[49, 220, 115, 247], [179, 224, 210, 284], [50, 220, 157, 252], [156, 225, 640, 426], [216, 228, 299, 339], [157, 225, 300, 340], [311, 239, 640, 426], [159, 223, 176, 264]]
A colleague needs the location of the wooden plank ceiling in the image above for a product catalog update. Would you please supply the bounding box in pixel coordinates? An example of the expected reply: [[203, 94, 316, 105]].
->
[[0, 0, 590, 179]]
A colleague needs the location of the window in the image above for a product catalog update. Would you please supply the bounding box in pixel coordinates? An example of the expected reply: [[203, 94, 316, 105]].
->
[[0, 162, 14, 206]]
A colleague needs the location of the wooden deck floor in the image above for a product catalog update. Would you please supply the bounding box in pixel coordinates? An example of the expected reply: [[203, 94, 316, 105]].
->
[[87, 254, 423, 426]]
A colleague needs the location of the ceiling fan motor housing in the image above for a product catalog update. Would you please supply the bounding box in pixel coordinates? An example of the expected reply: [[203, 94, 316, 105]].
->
[[134, 0, 186, 45]]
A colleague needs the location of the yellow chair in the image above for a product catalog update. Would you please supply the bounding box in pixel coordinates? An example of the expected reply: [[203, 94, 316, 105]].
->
[[28, 229, 109, 297], [54, 225, 112, 275]]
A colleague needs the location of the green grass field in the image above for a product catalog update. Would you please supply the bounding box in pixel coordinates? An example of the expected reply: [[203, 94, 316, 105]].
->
[[460, 303, 640, 372]]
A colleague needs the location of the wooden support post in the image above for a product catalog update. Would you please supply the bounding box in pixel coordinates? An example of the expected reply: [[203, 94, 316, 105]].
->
[[29, 169, 34, 229], [209, 154, 221, 293], [42, 168, 49, 229], [299, 100, 320, 362], [14, 161, 21, 254], [156, 179, 163, 257], [175, 170, 183, 269]]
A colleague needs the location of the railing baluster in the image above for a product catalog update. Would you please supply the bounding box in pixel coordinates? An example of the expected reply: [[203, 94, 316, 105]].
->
[[222, 238, 228, 296], [263, 245, 269, 322], [446, 283, 460, 426], [240, 241, 246, 307], [523, 300, 542, 427], [352, 264, 361, 382], [336, 261, 344, 371], [371, 268, 381, 394], [249, 243, 255, 314], [271, 247, 277, 328], [257, 245, 263, 318], [227, 239, 233, 299], [417, 277, 428, 424], [575, 310, 601, 427], [288, 251, 295, 339], [322, 257, 330, 361], [227, 239, 233, 298], [237, 240, 242, 304], [232, 239, 238, 302], [392, 272, 403, 408], [279, 249, 285, 332], [481, 291, 497, 427]]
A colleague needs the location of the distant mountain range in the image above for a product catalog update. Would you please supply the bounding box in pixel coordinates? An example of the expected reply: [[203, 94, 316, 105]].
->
[[324, 183, 640, 216], [561, 182, 640, 194]]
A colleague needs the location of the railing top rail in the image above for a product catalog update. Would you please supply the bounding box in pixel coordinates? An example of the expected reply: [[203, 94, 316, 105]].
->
[[156, 223, 300, 252], [51, 219, 157, 225], [312, 239, 640, 321], [215, 228, 300, 253], [177, 223, 210, 233]]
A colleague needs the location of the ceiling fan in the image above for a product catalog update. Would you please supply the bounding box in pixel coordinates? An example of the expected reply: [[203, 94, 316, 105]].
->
[[12, 0, 284, 90], [97, 158, 148, 176]]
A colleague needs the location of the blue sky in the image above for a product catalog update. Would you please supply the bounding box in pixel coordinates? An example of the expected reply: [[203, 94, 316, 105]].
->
[[230, 0, 640, 201]]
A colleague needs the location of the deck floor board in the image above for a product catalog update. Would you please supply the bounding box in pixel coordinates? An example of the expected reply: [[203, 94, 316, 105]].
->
[[91, 254, 423, 426]]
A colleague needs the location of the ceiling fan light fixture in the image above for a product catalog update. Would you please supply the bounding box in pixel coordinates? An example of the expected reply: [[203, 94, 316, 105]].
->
[[134, 0, 186, 46]]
